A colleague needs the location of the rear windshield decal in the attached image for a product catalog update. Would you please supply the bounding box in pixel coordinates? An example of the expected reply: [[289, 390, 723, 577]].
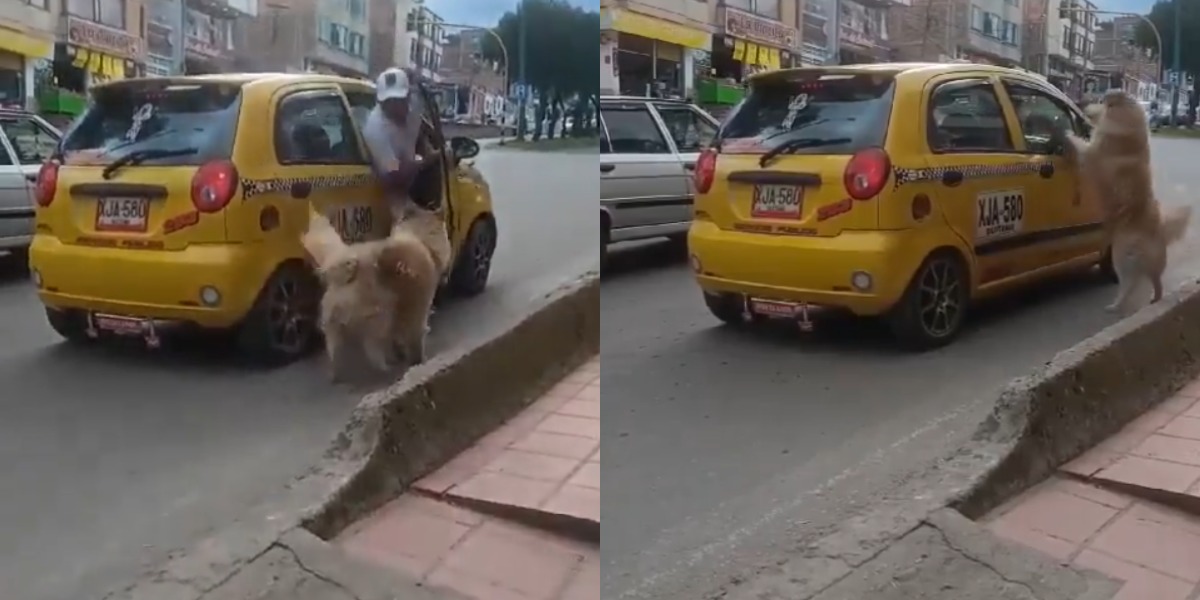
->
[[125, 103, 155, 143], [241, 173, 374, 200], [892, 162, 1044, 189], [780, 94, 810, 130]]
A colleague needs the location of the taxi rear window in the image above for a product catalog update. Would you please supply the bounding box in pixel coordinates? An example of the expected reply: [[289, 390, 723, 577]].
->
[[719, 73, 895, 155], [60, 82, 243, 166]]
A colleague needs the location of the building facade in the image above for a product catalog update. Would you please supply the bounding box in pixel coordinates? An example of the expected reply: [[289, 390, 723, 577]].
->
[[0, 0, 59, 110], [437, 30, 505, 123], [388, 1, 442, 82], [1092, 16, 1157, 103], [1021, 0, 1072, 91], [239, 0, 371, 77], [599, 0, 713, 98], [889, 0, 1023, 67], [838, 0, 894, 64]]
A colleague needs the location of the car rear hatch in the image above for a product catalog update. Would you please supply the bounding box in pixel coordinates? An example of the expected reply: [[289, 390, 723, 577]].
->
[[697, 69, 896, 237], [40, 79, 243, 251]]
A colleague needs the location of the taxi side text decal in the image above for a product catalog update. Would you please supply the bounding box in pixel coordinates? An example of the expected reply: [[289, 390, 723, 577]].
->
[[241, 173, 374, 200], [892, 162, 1044, 189]]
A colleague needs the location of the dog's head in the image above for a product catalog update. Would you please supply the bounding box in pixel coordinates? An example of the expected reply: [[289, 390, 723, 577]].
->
[[1098, 89, 1147, 130]]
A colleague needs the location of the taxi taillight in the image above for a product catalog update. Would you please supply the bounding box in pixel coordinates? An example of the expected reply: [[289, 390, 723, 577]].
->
[[843, 147, 891, 201], [35, 161, 59, 207], [694, 148, 718, 194], [190, 160, 239, 213]]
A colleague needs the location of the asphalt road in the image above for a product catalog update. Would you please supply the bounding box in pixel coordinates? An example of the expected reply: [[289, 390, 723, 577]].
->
[[601, 137, 1200, 600], [0, 144, 597, 600]]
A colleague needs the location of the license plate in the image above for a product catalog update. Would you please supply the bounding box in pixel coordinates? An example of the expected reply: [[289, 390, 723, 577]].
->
[[330, 205, 374, 243], [751, 184, 802, 219], [96, 197, 150, 232], [749, 298, 804, 319], [93, 314, 147, 336]]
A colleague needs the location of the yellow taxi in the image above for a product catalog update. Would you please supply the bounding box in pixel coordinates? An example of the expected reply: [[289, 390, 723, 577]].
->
[[689, 63, 1107, 350], [29, 73, 497, 364]]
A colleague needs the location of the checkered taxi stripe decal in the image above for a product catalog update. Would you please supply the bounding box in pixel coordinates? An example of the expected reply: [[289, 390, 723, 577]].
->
[[892, 162, 1044, 189], [241, 173, 375, 200]]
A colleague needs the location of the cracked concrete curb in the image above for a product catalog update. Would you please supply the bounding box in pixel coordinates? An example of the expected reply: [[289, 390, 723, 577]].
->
[[102, 274, 599, 600], [713, 278, 1200, 599]]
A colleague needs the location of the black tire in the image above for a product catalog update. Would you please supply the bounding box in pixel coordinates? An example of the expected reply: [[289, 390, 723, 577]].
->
[[44, 307, 93, 344], [1098, 246, 1118, 283], [449, 216, 497, 296], [7, 247, 29, 268], [703, 292, 746, 326], [235, 263, 320, 366], [888, 251, 969, 351], [601, 214, 611, 271]]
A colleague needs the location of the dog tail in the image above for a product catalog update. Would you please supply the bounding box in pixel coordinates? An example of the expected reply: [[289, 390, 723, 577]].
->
[[302, 210, 347, 268], [376, 228, 434, 280], [1161, 204, 1192, 246]]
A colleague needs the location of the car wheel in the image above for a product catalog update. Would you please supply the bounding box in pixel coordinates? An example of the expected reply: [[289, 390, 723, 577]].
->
[[1098, 246, 1118, 283], [450, 216, 497, 297], [44, 307, 93, 344], [888, 251, 969, 351], [703, 292, 747, 326], [235, 263, 320, 366], [7, 247, 29, 268]]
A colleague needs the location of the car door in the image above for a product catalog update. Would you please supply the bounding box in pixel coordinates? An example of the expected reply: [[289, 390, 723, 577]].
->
[[260, 85, 386, 245], [1000, 78, 1105, 265], [650, 101, 719, 226], [922, 75, 1044, 287], [599, 100, 691, 243], [0, 115, 56, 245]]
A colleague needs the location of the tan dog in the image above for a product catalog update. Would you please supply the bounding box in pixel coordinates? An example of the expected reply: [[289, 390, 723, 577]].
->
[[302, 208, 443, 381], [1064, 90, 1191, 313]]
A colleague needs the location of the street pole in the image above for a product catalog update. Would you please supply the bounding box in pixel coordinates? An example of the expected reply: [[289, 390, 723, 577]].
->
[[517, 0, 528, 141], [1171, 0, 1182, 124]]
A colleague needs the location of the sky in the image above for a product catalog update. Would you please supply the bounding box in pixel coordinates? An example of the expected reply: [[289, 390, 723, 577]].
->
[[1092, 0, 1158, 15], [425, 0, 598, 29]]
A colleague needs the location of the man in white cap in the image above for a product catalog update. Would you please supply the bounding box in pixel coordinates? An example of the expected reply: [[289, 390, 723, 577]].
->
[[362, 66, 435, 219]]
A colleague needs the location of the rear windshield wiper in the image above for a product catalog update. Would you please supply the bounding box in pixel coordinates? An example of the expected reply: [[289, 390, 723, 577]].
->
[[759, 137, 853, 168], [102, 147, 200, 180]]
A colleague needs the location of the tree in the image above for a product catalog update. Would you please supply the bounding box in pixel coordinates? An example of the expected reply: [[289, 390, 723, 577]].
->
[[482, 0, 599, 140], [1135, 0, 1200, 119]]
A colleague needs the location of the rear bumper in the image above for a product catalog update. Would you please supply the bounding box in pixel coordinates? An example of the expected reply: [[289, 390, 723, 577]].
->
[[29, 235, 273, 329], [688, 221, 925, 316]]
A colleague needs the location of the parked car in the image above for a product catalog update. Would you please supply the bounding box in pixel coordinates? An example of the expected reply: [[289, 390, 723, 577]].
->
[[689, 62, 1108, 350], [600, 96, 719, 259], [30, 73, 497, 364], [0, 110, 60, 261]]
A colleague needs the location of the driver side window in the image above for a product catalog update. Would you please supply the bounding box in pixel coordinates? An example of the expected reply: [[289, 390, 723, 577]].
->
[[1003, 81, 1077, 154]]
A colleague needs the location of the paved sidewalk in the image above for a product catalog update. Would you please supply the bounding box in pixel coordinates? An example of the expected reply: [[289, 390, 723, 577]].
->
[[336, 357, 600, 600], [983, 377, 1200, 599]]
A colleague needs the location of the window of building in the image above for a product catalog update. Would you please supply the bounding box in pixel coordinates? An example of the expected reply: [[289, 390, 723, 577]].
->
[[67, 0, 94, 20], [927, 78, 1014, 153], [724, 0, 780, 20], [98, 0, 124, 28], [26, 0, 48, 9], [1062, 25, 1070, 48], [347, 0, 365, 21], [410, 38, 418, 63]]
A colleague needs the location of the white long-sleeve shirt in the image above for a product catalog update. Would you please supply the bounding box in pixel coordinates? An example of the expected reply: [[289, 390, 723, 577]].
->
[[360, 97, 424, 214]]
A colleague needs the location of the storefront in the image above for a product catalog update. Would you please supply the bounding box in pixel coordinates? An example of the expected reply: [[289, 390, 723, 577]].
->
[[0, 25, 55, 110], [603, 7, 710, 99], [713, 6, 797, 81], [58, 17, 144, 90]]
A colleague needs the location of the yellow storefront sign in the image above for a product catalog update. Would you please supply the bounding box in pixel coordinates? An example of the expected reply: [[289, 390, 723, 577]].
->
[[733, 40, 780, 69], [72, 48, 126, 81], [0, 27, 54, 60], [610, 9, 710, 51]]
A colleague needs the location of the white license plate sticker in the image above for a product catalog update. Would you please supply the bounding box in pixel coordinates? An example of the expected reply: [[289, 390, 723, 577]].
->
[[96, 197, 150, 232], [330, 205, 374, 243], [751, 184, 802, 219], [749, 298, 804, 319], [93, 314, 146, 336]]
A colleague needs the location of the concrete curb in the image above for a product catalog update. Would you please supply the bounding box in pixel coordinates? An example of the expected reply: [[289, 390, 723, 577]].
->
[[103, 273, 599, 600], [716, 279, 1200, 600]]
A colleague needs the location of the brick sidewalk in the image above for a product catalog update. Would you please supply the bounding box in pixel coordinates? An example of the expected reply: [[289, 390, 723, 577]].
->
[[336, 357, 600, 600], [982, 377, 1200, 599]]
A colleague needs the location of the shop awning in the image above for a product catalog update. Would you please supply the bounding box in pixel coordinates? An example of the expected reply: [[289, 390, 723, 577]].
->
[[0, 27, 54, 60], [609, 9, 711, 51]]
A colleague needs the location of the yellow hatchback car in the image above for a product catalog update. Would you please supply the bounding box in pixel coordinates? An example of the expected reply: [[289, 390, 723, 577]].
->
[[689, 63, 1108, 350], [29, 73, 497, 364]]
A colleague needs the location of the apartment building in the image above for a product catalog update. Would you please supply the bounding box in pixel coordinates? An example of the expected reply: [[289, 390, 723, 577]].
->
[[143, 0, 255, 76], [838, 0, 896, 64], [1062, 0, 1096, 97], [1092, 17, 1158, 102], [239, 0, 371, 77], [438, 30, 505, 123], [0, 0, 60, 109], [889, 0, 1024, 66], [390, 1, 442, 82]]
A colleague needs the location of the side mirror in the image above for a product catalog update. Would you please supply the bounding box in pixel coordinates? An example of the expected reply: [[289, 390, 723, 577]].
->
[[450, 136, 480, 161]]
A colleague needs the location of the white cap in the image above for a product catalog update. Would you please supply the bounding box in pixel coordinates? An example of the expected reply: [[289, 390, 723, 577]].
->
[[376, 68, 410, 102]]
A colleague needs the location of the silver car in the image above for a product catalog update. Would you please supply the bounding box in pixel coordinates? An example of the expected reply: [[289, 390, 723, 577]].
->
[[600, 96, 718, 255], [0, 110, 61, 259]]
